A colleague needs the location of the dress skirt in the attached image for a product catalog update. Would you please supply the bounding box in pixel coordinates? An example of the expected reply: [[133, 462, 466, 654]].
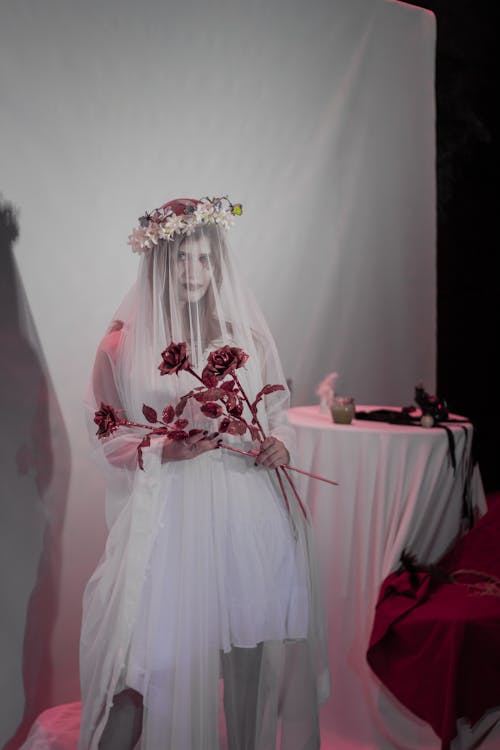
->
[[79, 442, 328, 750]]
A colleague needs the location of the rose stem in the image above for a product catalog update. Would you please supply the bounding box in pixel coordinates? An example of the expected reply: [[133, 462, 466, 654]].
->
[[186, 366, 206, 386], [121, 419, 154, 430], [274, 467, 290, 514], [232, 373, 267, 441], [218, 443, 338, 486], [280, 464, 338, 486], [281, 466, 308, 520]]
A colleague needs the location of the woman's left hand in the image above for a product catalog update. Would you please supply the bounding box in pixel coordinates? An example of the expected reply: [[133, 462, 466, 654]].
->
[[254, 437, 290, 470]]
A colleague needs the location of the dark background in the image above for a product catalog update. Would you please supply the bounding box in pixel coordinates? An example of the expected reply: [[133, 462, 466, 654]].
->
[[411, 1, 498, 491]]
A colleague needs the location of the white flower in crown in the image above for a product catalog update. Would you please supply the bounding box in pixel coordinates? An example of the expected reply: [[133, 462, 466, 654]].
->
[[128, 226, 149, 254], [164, 214, 187, 236], [194, 200, 215, 224], [183, 218, 198, 236], [213, 211, 234, 230], [157, 223, 172, 241], [145, 222, 161, 246]]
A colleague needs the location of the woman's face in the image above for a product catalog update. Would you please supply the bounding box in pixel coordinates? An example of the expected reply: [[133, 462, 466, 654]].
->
[[173, 235, 213, 304]]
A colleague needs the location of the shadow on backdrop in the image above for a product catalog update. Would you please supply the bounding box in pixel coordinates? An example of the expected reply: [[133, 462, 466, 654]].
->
[[0, 196, 71, 750]]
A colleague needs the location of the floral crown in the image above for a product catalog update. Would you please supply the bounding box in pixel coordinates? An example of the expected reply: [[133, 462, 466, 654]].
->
[[127, 195, 243, 254]]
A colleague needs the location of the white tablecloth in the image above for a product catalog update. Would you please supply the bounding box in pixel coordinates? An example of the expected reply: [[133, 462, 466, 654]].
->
[[288, 406, 487, 750]]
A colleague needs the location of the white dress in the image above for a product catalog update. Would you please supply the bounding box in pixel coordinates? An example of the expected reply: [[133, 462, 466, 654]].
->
[[79, 332, 329, 750]]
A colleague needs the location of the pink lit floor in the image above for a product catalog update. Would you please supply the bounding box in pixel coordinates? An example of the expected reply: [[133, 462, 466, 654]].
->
[[21, 703, 348, 750]]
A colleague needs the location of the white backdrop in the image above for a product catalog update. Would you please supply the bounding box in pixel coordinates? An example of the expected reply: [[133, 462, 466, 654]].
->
[[0, 0, 435, 745]]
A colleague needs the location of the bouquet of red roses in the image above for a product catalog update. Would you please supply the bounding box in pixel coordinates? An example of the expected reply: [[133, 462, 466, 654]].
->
[[94, 342, 336, 519]]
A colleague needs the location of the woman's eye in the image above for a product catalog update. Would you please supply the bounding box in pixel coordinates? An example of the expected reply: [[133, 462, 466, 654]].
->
[[177, 251, 186, 261], [199, 255, 209, 264]]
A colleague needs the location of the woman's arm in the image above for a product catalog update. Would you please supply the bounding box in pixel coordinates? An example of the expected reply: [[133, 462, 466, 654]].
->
[[91, 344, 145, 470], [92, 335, 220, 467]]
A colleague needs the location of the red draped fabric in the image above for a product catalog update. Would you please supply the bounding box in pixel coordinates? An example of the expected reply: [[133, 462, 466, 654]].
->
[[367, 502, 500, 749]]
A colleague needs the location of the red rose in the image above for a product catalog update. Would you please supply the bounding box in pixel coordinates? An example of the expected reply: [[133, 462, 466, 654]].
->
[[201, 402, 223, 419], [201, 346, 249, 384], [94, 402, 120, 438], [159, 342, 190, 376]]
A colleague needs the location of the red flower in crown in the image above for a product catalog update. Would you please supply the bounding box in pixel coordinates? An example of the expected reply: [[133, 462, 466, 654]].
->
[[94, 402, 120, 438], [201, 346, 249, 385], [159, 342, 191, 376]]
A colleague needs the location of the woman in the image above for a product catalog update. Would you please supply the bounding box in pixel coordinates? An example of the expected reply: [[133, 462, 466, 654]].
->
[[80, 197, 329, 750]]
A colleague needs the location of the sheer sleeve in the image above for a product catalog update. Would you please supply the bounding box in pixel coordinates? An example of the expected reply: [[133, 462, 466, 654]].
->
[[88, 330, 145, 472]]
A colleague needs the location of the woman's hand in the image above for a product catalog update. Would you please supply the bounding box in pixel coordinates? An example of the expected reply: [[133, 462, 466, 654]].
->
[[161, 431, 220, 462], [254, 437, 290, 470]]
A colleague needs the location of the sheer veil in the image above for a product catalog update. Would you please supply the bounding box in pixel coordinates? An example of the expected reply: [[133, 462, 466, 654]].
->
[[89, 216, 294, 450], [115, 221, 290, 428]]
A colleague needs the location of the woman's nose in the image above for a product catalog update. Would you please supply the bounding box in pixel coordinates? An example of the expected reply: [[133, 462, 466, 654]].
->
[[185, 259, 203, 280]]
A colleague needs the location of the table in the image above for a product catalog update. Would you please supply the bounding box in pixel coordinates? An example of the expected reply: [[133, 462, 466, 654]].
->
[[288, 406, 487, 750]]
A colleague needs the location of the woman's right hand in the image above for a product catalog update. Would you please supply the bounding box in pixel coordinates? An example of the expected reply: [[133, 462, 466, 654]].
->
[[161, 431, 221, 462]]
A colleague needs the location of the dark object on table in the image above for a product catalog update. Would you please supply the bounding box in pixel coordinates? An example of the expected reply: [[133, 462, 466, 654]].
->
[[355, 408, 417, 425], [415, 383, 449, 421], [367, 503, 500, 750]]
